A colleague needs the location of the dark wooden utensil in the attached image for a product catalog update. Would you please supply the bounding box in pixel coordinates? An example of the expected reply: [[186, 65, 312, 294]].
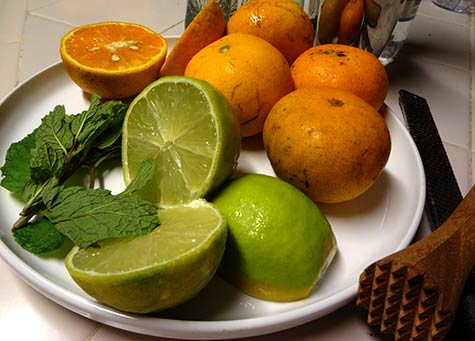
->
[[357, 185, 475, 340]]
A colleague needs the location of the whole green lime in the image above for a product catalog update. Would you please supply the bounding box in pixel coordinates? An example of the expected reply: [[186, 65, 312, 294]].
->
[[211, 174, 337, 301]]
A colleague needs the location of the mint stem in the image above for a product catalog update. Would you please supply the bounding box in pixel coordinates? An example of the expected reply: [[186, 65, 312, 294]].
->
[[89, 163, 96, 189], [14, 150, 96, 229], [13, 202, 44, 228]]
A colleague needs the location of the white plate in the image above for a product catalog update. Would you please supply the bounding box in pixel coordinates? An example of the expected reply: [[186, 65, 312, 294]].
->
[[0, 54, 425, 339]]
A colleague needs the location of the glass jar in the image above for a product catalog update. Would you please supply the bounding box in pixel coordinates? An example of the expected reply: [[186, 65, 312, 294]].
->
[[379, 0, 421, 65]]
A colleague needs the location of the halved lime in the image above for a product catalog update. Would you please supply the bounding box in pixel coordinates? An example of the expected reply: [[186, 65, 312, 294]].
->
[[65, 199, 227, 313], [122, 76, 240, 208]]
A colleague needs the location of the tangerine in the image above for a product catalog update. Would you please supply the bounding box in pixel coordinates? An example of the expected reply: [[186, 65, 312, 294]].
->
[[263, 86, 391, 204], [290, 43, 388, 110], [60, 22, 167, 99], [184, 33, 293, 137], [226, 0, 315, 64], [160, 0, 225, 76]]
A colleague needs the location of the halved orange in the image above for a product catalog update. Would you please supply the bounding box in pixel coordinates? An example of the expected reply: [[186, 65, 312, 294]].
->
[[60, 22, 167, 99], [159, 0, 225, 77]]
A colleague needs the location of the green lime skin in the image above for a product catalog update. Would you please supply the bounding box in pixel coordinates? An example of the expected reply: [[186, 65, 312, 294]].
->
[[211, 174, 337, 301]]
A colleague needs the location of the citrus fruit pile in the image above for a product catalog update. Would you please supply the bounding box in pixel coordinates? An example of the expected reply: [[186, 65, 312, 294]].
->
[[57, 0, 396, 313]]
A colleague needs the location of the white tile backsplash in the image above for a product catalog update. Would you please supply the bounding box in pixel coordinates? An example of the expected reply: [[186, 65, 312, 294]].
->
[[0, 42, 21, 98], [19, 14, 71, 80], [0, 0, 27, 42], [29, 0, 185, 34]]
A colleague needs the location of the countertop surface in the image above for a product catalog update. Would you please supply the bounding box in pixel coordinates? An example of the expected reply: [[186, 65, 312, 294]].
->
[[0, 0, 474, 340]]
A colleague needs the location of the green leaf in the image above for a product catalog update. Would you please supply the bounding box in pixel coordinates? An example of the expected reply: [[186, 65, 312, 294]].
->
[[35, 105, 74, 154], [92, 100, 128, 150], [42, 186, 159, 248], [71, 95, 128, 152], [0, 130, 37, 193], [121, 159, 155, 196], [12, 218, 65, 254], [84, 137, 122, 169], [30, 105, 74, 182], [1, 97, 133, 252], [21, 177, 59, 204], [30, 142, 67, 183]]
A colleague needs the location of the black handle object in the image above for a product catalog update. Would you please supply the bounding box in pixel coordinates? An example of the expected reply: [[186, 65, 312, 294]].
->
[[399, 89, 462, 229]]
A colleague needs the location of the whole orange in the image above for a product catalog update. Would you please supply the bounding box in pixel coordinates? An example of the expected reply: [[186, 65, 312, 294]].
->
[[226, 0, 315, 64], [184, 33, 293, 137], [263, 86, 391, 204], [290, 43, 388, 110]]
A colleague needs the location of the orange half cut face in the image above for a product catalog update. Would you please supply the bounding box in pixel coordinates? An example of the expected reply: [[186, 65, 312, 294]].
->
[[60, 21, 167, 98]]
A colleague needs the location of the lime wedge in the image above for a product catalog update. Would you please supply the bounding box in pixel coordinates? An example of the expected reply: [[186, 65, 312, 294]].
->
[[65, 199, 227, 313], [122, 75, 240, 208]]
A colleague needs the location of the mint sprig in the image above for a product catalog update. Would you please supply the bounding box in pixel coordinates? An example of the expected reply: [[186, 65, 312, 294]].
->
[[1, 95, 160, 253]]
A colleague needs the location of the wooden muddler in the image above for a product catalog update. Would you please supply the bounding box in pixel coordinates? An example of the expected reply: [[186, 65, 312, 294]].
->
[[357, 185, 475, 340]]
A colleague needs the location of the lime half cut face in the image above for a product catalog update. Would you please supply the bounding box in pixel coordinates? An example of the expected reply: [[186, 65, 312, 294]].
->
[[122, 76, 241, 207], [65, 199, 227, 313]]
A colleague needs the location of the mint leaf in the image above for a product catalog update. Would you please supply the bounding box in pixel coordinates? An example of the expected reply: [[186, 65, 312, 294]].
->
[[69, 95, 128, 170], [72, 95, 128, 153], [41, 186, 159, 248], [12, 218, 65, 254], [121, 159, 155, 196], [1, 97, 150, 254], [30, 105, 74, 182], [36, 105, 75, 152], [30, 142, 67, 183], [1, 130, 37, 193]]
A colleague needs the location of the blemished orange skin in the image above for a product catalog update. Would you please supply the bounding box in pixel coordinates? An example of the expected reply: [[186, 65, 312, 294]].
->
[[263, 86, 391, 204], [60, 22, 167, 99], [159, 0, 225, 76], [226, 0, 315, 64], [290, 43, 388, 110], [184, 33, 293, 137]]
